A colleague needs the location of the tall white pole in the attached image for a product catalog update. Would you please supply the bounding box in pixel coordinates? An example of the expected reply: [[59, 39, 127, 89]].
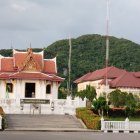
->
[[105, 0, 110, 92], [106, 0, 110, 115], [68, 38, 72, 95]]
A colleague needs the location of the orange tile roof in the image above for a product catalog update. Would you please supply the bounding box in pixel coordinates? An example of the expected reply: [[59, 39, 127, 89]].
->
[[0, 73, 11, 79], [1, 58, 15, 72], [43, 60, 56, 74], [14, 53, 43, 70], [3, 72, 64, 81], [0, 49, 63, 81]]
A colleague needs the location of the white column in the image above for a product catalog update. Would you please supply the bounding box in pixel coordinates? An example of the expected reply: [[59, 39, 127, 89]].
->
[[51, 82, 58, 99], [35, 81, 40, 98], [1, 81, 5, 99], [125, 118, 129, 131], [20, 80, 25, 98], [0, 115, 2, 130], [41, 81, 46, 99], [101, 117, 105, 131]]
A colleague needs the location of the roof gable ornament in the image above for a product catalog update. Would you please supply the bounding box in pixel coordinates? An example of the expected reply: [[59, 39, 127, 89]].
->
[[20, 48, 42, 72]]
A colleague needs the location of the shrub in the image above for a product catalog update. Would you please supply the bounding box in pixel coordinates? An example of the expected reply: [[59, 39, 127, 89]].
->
[[76, 107, 101, 129], [108, 108, 126, 117], [108, 108, 140, 118]]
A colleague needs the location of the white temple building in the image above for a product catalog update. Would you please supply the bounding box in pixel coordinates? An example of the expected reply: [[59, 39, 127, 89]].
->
[[0, 48, 86, 114]]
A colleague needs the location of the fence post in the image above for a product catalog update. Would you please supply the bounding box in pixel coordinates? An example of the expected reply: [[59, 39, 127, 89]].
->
[[101, 117, 105, 131], [125, 118, 129, 131], [0, 115, 2, 130]]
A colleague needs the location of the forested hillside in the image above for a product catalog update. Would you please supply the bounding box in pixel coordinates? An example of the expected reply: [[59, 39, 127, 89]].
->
[[45, 34, 140, 86], [0, 34, 140, 87]]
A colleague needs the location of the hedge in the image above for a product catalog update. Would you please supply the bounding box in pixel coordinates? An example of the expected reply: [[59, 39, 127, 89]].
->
[[108, 108, 140, 117], [76, 107, 101, 129]]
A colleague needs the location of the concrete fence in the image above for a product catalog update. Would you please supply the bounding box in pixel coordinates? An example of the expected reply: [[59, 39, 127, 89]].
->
[[0, 96, 86, 115], [101, 117, 140, 133]]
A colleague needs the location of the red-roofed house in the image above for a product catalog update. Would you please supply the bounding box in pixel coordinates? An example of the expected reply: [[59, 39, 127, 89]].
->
[[74, 66, 140, 97], [0, 48, 65, 114]]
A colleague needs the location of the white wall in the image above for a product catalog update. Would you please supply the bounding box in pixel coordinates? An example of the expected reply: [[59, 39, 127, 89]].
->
[[77, 79, 140, 98]]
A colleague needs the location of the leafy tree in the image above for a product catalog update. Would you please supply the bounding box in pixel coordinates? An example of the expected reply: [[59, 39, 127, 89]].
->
[[92, 96, 108, 116], [108, 90, 139, 110], [58, 87, 67, 99], [108, 89, 126, 107], [76, 85, 97, 106], [85, 85, 97, 102], [125, 93, 136, 108], [76, 90, 86, 100]]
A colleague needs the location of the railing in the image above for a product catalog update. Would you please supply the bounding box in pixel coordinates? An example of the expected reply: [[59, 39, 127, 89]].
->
[[0, 97, 86, 115], [101, 117, 140, 132], [0, 99, 16, 104]]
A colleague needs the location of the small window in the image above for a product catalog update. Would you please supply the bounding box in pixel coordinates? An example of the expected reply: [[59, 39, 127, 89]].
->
[[6, 83, 13, 93], [46, 85, 51, 94]]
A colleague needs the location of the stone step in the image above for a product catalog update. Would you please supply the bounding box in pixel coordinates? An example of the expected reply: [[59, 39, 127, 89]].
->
[[5, 114, 84, 130]]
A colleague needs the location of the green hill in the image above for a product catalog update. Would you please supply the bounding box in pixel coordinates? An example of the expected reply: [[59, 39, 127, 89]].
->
[[0, 34, 140, 88], [45, 34, 140, 87]]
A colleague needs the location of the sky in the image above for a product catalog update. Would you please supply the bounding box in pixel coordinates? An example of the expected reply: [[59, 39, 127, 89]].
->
[[0, 0, 140, 49]]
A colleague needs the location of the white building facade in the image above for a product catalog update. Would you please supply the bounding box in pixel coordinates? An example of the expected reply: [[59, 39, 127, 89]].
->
[[75, 66, 140, 98], [0, 49, 86, 115]]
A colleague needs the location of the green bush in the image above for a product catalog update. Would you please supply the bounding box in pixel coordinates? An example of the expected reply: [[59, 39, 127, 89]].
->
[[76, 107, 101, 129]]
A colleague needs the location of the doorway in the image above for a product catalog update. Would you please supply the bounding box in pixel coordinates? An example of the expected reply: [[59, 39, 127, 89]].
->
[[25, 83, 35, 98]]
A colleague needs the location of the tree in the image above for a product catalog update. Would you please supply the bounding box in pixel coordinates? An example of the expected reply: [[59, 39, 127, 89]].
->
[[108, 89, 127, 107], [92, 96, 108, 116], [108, 90, 139, 112], [85, 85, 97, 102], [58, 87, 67, 99], [76, 90, 86, 100], [76, 85, 97, 106]]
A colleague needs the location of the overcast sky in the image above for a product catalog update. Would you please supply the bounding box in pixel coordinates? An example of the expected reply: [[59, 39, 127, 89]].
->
[[0, 0, 140, 49]]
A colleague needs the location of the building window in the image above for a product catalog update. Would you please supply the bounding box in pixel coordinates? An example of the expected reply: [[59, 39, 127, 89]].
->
[[46, 85, 51, 94], [6, 83, 13, 93]]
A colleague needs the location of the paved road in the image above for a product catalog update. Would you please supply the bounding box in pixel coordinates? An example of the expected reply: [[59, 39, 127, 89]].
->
[[0, 132, 140, 140]]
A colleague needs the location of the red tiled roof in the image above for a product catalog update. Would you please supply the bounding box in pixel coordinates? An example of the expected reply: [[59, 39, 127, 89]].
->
[[133, 72, 140, 78], [9, 72, 64, 81], [74, 66, 125, 83], [49, 75, 64, 82], [14, 52, 43, 70], [10, 72, 52, 80], [1, 58, 15, 72], [0, 49, 64, 82], [14, 53, 26, 67], [110, 72, 140, 88], [0, 73, 11, 79], [74, 72, 91, 83], [43, 60, 56, 74]]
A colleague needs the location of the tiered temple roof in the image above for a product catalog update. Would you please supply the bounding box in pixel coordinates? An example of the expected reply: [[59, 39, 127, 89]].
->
[[0, 48, 64, 82]]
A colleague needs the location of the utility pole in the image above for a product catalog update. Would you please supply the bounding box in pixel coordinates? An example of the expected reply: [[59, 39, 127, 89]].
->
[[105, 0, 110, 116], [68, 38, 72, 95]]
